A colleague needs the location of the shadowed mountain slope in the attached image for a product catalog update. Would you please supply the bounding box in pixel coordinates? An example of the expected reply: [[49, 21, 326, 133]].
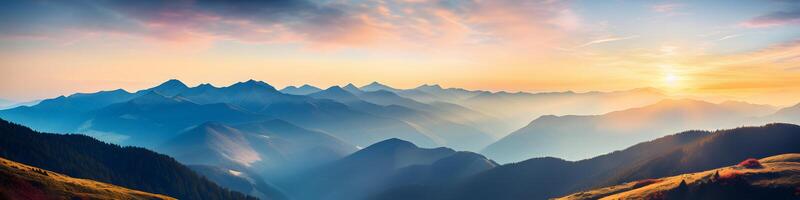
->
[[159, 120, 357, 178], [284, 138, 497, 200], [0, 118, 270, 200]]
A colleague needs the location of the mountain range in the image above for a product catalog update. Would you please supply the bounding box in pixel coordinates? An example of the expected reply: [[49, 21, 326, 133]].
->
[[0, 79, 687, 156], [1, 79, 799, 200], [1, 80, 797, 167]]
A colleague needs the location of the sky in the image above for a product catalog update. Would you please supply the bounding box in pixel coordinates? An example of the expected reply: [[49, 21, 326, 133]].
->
[[1, 0, 799, 105]]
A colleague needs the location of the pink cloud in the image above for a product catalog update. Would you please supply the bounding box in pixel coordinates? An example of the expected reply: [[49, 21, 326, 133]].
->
[[0, 0, 580, 52], [740, 17, 800, 28], [740, 10, 800, 28], [651, 3, 683, 13]]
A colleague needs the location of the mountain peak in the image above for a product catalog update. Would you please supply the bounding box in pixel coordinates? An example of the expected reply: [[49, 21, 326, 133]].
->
[[141, 79, 189, 97], [196, 83, 215, 89], [280, 84, 321, 95], [310, 86, 359, 101], [416, 84, 442, 90], [360, 81, 397, 92], [154, 79, 188, 90], [325, 85, 346, 91], [159, 79, 187, 87], [299, 84, 318, 89], [130, 91, 183, 105], [343, 83, 362, 94], [367, 138, 417, 150], [230, 79, 277, 92], [366, 81, 387, 87], [110, 88, 128, 93], [322, 86, 348, 95]]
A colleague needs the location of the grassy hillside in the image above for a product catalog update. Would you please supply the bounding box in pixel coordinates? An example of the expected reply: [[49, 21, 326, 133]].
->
[[0, 156, 174, 200], [558, 154, 800, 200]]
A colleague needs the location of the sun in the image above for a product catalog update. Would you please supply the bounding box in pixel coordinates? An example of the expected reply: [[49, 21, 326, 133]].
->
[[664, 73, 679, 86]]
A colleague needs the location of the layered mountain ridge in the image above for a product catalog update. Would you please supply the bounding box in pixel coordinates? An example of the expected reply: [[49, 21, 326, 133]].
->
[[1, 79, 798, 200]]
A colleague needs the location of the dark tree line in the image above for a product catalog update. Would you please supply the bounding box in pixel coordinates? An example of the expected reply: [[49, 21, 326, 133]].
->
[[0, 118, 258, 200]]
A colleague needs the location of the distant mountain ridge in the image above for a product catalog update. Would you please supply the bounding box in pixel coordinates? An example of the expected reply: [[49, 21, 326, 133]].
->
[[280, 84, 322, 95], [0, 79, 465, 151], [766, 102, 800, 124], [483, 98, 784, 162], [0, 98, 40, 110], [309, 86, 495, 150]]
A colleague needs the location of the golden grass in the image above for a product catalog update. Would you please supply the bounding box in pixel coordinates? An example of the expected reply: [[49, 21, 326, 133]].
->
[[0, 157, 175, 200], [557, 154, 800, 200]]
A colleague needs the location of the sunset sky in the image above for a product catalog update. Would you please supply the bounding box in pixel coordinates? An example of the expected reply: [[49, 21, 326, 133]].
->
[[1, 0, 799, 105]]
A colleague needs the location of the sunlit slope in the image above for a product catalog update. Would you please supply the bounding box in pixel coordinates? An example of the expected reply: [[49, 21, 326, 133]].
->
[[0, 157, 175, 200], [558, 154, 800, 200]]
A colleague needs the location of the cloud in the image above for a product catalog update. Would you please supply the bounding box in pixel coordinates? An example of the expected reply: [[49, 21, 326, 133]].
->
[[650, 3, 689, 16], [717, 34, 742, 41], [0, 0, 578, 51], [651, 3, 683, 13], [577, 35, 639, 48], [0, 0, 387, 47], [786, 66, 800, 71], [740, 9, 800, 28]]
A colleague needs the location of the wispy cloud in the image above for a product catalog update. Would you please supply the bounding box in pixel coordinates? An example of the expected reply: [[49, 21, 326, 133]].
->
[[578, 35, 639, 48], [717, 34, 742, 41]]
